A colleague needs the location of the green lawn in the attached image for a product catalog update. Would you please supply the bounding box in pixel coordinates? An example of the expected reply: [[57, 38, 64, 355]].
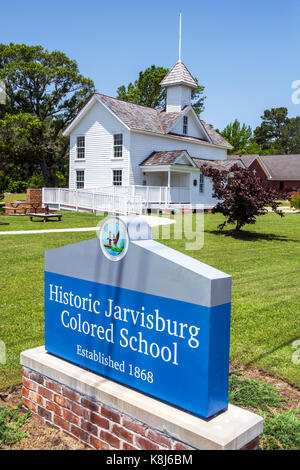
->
[[2, 193, 27, 203], [160, 212, 300, 386], [0, 211, 299, 389], [0, 210, 101, 231]]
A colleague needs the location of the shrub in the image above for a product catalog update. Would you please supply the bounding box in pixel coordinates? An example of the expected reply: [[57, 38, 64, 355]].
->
[[56, 170, 67, 188], [0, 404, 31, 447], [259, 408, 300, 450], [6, 179, 28, 193], [229, 371, 285, 411], [27, 173, 44, 189], [290, 195, 300, 210]]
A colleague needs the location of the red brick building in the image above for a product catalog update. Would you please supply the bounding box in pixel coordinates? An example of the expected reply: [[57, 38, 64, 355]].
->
[[228, 154, 300, 192], [248, 155, 300, 192]]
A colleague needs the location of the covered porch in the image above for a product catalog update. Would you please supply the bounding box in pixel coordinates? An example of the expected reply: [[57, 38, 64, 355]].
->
[[139, 150, 200, 205], [140, 169, 191, 204]]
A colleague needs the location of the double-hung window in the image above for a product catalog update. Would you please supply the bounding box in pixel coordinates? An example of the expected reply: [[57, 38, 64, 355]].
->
[[199, 173, 204, 193], [76, 170, 85, 189], [183, 116, 188, 135], [114, 133, 123, 158], [113, 169, 122, 186], [77, 136, 85, 159]]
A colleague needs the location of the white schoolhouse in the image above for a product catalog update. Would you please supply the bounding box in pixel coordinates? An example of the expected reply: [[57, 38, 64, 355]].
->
[[62, 59, 232, 208]]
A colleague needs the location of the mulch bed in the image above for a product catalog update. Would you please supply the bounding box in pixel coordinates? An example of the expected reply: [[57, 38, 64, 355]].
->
[[229, 362, 300, 412], [0, 384, 88, 450]]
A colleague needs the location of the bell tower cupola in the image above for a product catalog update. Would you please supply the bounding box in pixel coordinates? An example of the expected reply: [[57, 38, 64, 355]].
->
[[160, 13, 198, 113]]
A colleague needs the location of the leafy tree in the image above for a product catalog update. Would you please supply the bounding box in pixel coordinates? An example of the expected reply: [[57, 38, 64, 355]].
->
[[117, 65, 168, 109], [219, 119, 253, 154], [200, 163, 284, 231], [116, 65, 206, 114], [241, 140, 261, 155], [188, 77, 205, 115], [284, 116, 300, 154], [254, 107, 300, 154], [0, 43, 95, 187]]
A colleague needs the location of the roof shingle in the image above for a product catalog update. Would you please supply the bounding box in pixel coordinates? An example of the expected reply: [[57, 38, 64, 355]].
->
[[192, 158, 241, 171], [160, 61, 198, 89], [257, 155, 300, 180], [140, 150, 188, 166], [227, 154, 259, 167], [200, 121, 233, 149], [96, 93, 231, 148]]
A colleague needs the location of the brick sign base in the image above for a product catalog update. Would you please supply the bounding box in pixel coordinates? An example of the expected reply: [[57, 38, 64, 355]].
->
[[22, 366, 193, 450], [21, 347, 263, 451]]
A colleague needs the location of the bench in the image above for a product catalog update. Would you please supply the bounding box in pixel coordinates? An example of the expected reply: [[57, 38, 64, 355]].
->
[[29, 213, 62, 222]]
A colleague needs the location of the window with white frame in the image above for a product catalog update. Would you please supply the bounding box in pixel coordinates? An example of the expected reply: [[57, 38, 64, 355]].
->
[[76, 170, 84, 189], [183, 116, 188, 135], [114, 133, 123, 158], [77, 136, 85, 159], [113, 169, 122, 186], [199, 173, 204, 193]]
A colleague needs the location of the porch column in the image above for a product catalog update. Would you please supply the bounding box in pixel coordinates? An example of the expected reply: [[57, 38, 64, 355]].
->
[[167, 169, 171, 204]]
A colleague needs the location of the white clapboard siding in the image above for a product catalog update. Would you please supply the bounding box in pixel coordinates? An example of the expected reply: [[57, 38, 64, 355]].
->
[[170, 110, 208, 140], [69, 101, 130, 190], [67, 99, 227, 207], [129, 132, 225, 206], [189, 176, 217, 205], [130, 132, 227, 186]]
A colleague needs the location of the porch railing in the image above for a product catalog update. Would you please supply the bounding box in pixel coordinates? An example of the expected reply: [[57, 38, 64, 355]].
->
[[42, 188, 144, 215], [85, 185, 191, 204]]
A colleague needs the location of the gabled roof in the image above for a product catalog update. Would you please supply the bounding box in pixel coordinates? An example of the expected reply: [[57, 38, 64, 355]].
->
[[140, 150, 196, 167], [63, 93, 231, 149], [254, 155, 300, 180], [192, 158, 244, 171], [158, 108, 187, 133], [98, 94, 162, 134], [98, 93, 189, 135], [97, 95, 230, 148], [227, 154, 259, 167], [200, 121, 233, 149], [160, 61, 198, 89]]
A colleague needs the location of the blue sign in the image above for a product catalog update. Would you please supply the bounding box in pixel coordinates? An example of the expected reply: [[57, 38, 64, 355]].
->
[[44, 217, 231, 419]]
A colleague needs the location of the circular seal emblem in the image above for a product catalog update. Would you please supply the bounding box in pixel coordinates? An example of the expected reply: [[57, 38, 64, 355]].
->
[[99, 217, 129, 261]]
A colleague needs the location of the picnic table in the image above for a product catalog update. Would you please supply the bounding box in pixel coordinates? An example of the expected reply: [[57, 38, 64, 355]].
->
[[29, 213, 62, 222], [4, 202, 41, 215]]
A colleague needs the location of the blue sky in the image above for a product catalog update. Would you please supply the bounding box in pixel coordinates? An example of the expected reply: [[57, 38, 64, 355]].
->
[[1, 0, 299, 130]]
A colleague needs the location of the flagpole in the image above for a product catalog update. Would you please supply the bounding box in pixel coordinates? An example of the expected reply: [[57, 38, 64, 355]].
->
[[179, 12, 182, 62]]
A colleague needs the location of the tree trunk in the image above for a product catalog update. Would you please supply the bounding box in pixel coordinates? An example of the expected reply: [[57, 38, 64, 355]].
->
[[39, 151, 56, 187]]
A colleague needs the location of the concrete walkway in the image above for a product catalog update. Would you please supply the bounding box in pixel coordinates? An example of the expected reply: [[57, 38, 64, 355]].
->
[[0, 227, 98, 235], [0, 215, 175, 235], [266, 207, 300, 213]]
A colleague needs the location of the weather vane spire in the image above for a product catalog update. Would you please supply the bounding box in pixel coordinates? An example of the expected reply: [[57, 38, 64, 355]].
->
[[178, 12, 182, 62]]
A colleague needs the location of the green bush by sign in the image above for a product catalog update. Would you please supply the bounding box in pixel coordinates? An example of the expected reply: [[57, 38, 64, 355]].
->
[[290, 195, 300, 210]]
